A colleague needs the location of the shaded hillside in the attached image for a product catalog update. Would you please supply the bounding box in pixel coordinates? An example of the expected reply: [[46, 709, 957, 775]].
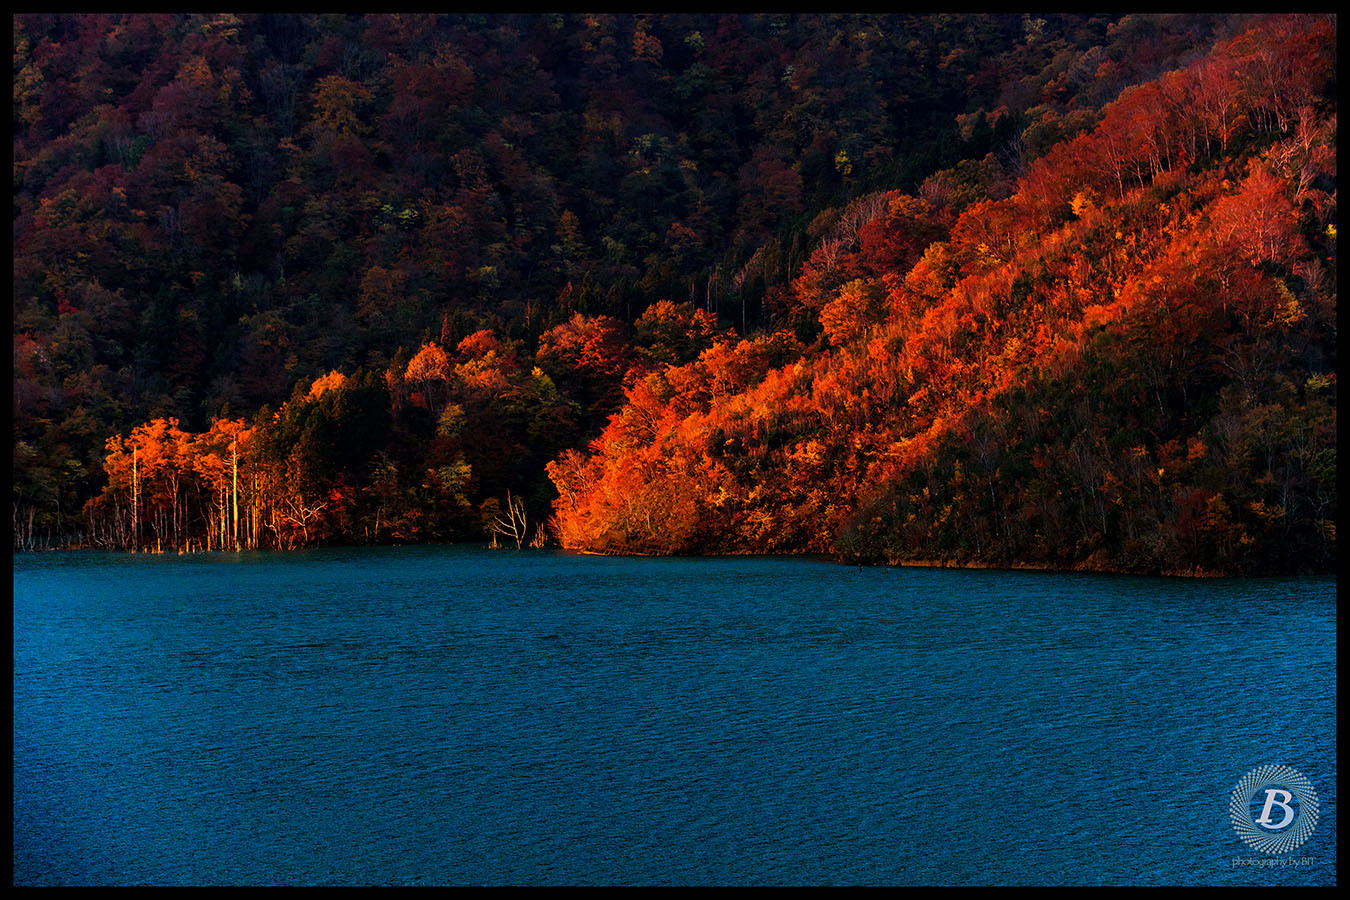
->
[[13, 14, 1334, 572]]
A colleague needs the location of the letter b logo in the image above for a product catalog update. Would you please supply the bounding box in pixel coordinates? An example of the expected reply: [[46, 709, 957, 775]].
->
[[1231, 765, 1319, 854], [1256, 788, 1295, 830]]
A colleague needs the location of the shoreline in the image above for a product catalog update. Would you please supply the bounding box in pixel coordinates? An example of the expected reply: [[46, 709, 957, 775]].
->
[[16, 541, 1329, 580]]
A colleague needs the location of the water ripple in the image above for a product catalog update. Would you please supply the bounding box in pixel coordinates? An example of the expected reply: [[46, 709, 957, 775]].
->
[[13, 548, 1336, 885]]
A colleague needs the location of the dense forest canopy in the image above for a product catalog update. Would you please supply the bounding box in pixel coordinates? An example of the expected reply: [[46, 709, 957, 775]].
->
[[12, 13, 1336, 574]]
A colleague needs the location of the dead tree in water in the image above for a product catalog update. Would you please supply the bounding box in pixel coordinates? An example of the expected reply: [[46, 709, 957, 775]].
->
[[492, 491, 528, 549]]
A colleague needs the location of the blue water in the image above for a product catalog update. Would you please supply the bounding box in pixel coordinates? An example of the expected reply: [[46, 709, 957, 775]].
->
[[12, 547, 1337, 885]]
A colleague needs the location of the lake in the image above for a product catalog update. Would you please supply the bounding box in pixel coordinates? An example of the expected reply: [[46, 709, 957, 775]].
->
[[12, 546, 1337, 885]]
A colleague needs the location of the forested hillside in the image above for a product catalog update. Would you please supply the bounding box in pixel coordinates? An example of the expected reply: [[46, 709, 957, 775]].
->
[[12, 14, 1336, 574]]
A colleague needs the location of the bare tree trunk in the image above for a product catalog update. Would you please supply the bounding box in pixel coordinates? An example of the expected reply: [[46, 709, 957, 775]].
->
[[492, 491, 529, 549], [132, 446, 140, 552], [231, 443, 240, 551]]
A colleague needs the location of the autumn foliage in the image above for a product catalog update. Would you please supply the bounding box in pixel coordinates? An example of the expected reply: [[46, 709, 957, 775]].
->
[[545, 14, 1337, 574]]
